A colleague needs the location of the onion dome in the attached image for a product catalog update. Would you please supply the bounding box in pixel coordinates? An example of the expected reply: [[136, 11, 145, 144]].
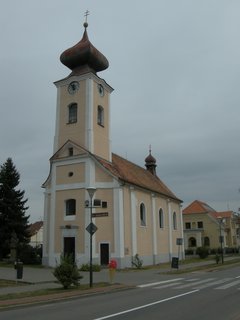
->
[[145, 149, 157, 176], [60, 22, 109, 75]]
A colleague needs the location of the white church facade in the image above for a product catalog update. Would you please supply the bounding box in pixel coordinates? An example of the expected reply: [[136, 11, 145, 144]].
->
[[42, 20, 184, 269]]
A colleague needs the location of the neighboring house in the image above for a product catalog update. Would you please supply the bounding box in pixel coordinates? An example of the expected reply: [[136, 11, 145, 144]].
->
[[42, 21, 184, 269], [183, 200, 240, 251], [28, 221, 43, 248]]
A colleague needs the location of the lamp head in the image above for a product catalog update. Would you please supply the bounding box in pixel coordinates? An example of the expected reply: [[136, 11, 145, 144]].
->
[[86, 187, 96, 199]]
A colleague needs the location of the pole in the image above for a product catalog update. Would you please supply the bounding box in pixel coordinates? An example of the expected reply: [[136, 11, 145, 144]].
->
[[86, 187, 96, 288], [220, 220, 224, 264], [90, 200, 93, 288]]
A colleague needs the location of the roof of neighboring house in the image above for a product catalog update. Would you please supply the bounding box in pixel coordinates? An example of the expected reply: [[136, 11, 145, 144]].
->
[[28, 221, 43, 237], [210, 211, 233, 219], [183, 201, 235, 222], [96, 153, 181, 202], [183, 200, 216, 215]]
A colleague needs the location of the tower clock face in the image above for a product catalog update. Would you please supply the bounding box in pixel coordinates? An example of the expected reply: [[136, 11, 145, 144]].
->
[[68, 81, 79, 95]]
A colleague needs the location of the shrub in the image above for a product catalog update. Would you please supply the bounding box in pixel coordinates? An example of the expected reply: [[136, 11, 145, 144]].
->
[[17, 244, 42, 264], [80, 263, 101, 272], [131, 254, 143, 269], [185, 249, 194, 255], [225, 247, 238, 254], [210, 248, 217, 255], [196, 247, 209, 259], [53, 254, 82, 289]]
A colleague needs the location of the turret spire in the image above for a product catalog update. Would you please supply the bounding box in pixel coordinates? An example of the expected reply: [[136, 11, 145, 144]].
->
[[145, 147, 157, 176]]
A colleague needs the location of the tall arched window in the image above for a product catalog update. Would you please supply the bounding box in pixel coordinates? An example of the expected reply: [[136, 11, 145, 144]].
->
[[97, 105, 104, 126], [68, 103, 77, 123], [140, 203, 146, 226], [173, 211, 177, 230], [65, 199, 76, 216], [159, 208, 164, 228]]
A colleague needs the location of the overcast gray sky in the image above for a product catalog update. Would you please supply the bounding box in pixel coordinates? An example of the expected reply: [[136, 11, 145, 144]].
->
[[1, 0, 240, 222]]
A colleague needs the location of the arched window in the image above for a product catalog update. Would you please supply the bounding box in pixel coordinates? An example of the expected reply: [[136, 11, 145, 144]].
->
[[159, 208, 164, 228], [65, 199, 76, 216], [68, 103, 77, 123], [140, 203, 146, 226], [188, 237, 196, 247], [173, 211, 177, 230], [97, 105, 104, 126], [204, 237, 210, 247]]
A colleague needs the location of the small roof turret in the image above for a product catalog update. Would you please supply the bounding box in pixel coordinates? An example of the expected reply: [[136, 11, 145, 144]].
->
[[145, 147, 157, 176]]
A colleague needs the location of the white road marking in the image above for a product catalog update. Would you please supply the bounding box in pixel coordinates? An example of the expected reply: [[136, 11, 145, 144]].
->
[[215, 279, 240, 289], [185, 278, 200, 282], [195, 278, 231, 289], [93, 290, 199, 320], [138, 278, 184, 288], [153, 282, 182, 289], [175, 278, 215, 289]]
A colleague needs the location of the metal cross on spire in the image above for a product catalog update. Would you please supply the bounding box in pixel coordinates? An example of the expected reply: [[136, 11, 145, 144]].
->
[[84, 10, 90, 23]]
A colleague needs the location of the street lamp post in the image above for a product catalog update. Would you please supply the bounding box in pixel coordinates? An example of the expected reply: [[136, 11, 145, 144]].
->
[[86, 187, 96, 288], [218, 217, 224, 264]]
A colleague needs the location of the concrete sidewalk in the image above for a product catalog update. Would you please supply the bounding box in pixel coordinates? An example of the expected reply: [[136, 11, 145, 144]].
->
[[0, 256, 239, 296]]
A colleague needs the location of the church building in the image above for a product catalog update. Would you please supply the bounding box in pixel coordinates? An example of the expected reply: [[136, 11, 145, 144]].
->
[[42, 20, 184, 268]]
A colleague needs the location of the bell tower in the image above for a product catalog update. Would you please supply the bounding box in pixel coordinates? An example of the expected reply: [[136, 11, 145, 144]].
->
[[53, 20, 113, 161]]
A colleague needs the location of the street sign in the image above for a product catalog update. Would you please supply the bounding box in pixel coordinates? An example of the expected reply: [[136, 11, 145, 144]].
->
[[86, 222, 98, 235], [92, 212, 108, 218], [176, 238, 183, 245]]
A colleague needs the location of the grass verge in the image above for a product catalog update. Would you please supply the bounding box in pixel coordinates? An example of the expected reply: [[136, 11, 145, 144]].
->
[[0, 282, 111, 301]]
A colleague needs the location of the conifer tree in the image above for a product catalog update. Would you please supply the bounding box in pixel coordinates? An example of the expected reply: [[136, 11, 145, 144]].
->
[[0, 158, 29, 259]]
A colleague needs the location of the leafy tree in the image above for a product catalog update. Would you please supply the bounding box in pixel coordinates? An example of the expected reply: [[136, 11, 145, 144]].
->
[[0, 158, 29, 259]]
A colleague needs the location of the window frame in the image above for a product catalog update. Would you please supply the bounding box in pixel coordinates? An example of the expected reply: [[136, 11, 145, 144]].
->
[[197, 221, 203, 229], [185, 222, 191, 229], [140, 203, 146, 226], [173, 211, 177, 230], [65, 199, 76, 216], [159, 208, 164, 228], [68, 103, 78, 124], [97, 105, 104, 127]]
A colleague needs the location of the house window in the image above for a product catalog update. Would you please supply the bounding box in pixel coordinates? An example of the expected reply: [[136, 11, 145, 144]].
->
[[68, 103, 77, 123], [102, 201, 108, 208], [97, 105, 104, 126], [185, 222, 191, 229], [197, 221, 203, 229], [189, 237, 196, 247], [204, 237, 210, 246], [159, 208, 164, 228], [140, 203, 146, 226], [173, 211, 177, 230], [68, 147, 73, 156], [65, 199, 76, 216]]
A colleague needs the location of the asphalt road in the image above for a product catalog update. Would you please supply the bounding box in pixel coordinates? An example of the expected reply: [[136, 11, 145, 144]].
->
[[1, 266, 240, 319]]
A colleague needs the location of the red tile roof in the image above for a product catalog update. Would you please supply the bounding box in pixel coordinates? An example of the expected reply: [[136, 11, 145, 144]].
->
[[96, 153, 181, 202], [183, 201, 234, 221], [210, 211, 232, 219], [183, 200, 216, 214], [28, 221, 43, 237], [45, 140, 181, 202]]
